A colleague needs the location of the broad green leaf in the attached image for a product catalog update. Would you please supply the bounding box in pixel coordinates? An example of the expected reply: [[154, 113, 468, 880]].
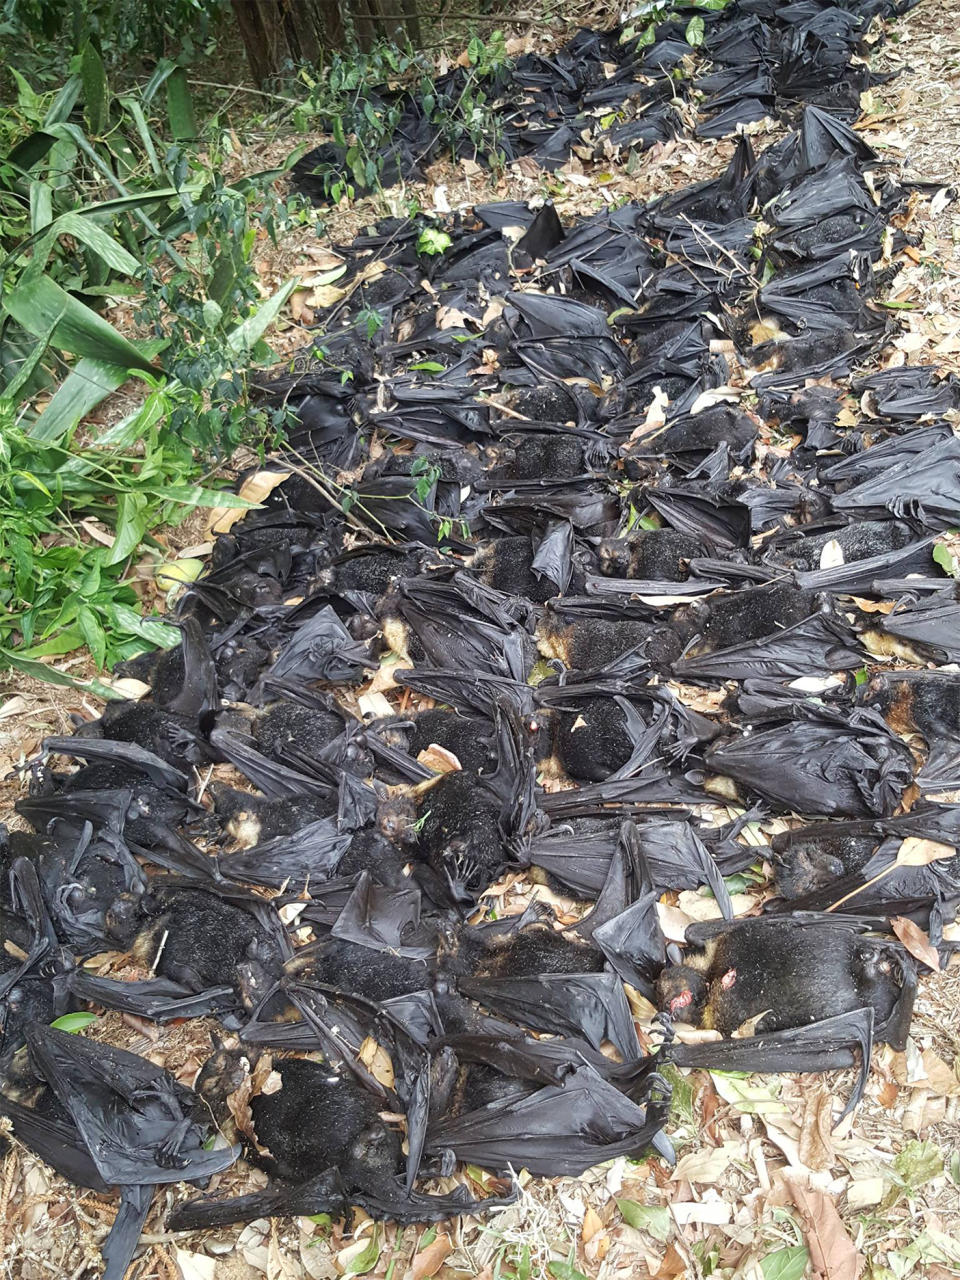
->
[[893, 1140, 944, 1189], [617, 1200, 672, 1241], [43, 211, 140, 276], [933, 541, 959, 578], [106, 490, 149, 565], [44, 124, 187, 268], [760, 1246, 808, 1280], [2, 313, 63, 403], [417, 227, 453, 256], [155, 559, 205, 589], [5, 130, 56, 176], [51, 1012, 99, 1033], [226, 278, 298, 359], [547, 1264, 589, 1280], [166, 67, 198, 140], [4, 275, 158, 373], [10, 68, 43, 113], [29, 180, 53, 233], [0, 648, 88, 688], [685, 15, 706, 45], [118, 96, 162, 174], [103, 603, 179, 648], [408, 361, 445, 373], [77, 605, 107, 668], [79, 41, 109, 135], [43, 75, 82, 127], [340, 1228, 380, 1276], [28, 357, 130, 444], [150, 483, 254, 509]]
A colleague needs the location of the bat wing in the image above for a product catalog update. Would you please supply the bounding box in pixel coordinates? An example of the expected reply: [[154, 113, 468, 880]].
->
[[459, 972, 638, 1058], [221, 818, 351, 889], [26, 1023, 240, 1186], [160, 616, 219, 718], [101, 1184, 154, 1280], [0, 1094, 109, 1190], [673, 613, 864, 681], [169, 1170, 345, 1231], [425, 1063, 669, 1177], [68, 971, 237, 1022], [665, 1008, 874, 1120], [40, 736, 188, 790]]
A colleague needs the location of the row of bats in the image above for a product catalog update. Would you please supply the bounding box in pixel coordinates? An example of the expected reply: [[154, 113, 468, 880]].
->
[[1, 0, 953, 1275]]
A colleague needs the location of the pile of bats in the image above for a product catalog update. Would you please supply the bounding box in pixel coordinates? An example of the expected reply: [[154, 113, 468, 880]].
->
[[7, 0, 960, 1275], [292, 0, 919, 196]]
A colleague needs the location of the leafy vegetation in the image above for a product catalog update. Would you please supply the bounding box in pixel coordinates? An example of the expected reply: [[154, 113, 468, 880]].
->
[[0, 41, 300, 682], [291, 32, 511, 202]]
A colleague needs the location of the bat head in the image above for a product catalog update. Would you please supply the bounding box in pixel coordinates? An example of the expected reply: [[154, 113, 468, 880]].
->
[[345, 1119, 402, 1187], [596, 538, 632, 578], [655, 963, 708, 1026]]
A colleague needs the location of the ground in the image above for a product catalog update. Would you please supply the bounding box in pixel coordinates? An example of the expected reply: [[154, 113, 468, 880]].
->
[[3, 0, 960, 1277]]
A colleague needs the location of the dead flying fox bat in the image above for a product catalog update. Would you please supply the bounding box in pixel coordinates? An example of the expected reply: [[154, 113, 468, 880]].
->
[[167, 1052, 517, 1229], [1, 1023, 238, 1280], [655, 915, 916, 1051]]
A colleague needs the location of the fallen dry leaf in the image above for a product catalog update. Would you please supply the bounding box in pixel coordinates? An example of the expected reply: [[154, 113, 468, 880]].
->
[[359, 1037, 395, 1089], [918, 1049, 960, 1097], [406, 1232, 452, 1280], [892, 916, 941, 970], [798, 1083, 835, 1172], [581, 1206, 603, 1243], [207, 470, 292, 536], [416, 744, 462, 774], [784, 1177, 863, 1280], [655, 1242, 688, 1279], [671, 1142, 740, 1185], [896, 836, 956, 867], [174, 1247, 217, 1280]]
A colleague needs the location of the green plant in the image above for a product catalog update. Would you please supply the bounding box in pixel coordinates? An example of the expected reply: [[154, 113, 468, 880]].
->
[[0, 54, 299, 682]]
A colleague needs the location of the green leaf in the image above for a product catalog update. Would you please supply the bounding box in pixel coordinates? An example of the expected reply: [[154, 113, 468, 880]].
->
[[417, 227, 454, 256], [2, 314, 63, 404], [151, 483, 254, 509], [118, 96, 162, 174], [4, 275, 159, 373], [933, 541, 959, 578], [893, 1140, 944, 1190], [547, 1264, 589, 1280], [408, 361, 445, 373], [0, 648, 88, 688], [617, 1201, 672, 1241], [77, 604, 107, 668], [341, 1228, 381, 1276], [226, 278, 298, 360], [11, 68, 43, 116], [760, 1246, 808, 1280], [42, 211, 140, 276], [50, 1012, 99, 1033], [44, 76, 82, 127], [685, 15, 706, 45], [79, 41, 109, 135], [106, 491, 149, 566], [29, 180, 53, 234], [102, 603, 179, 649], [28, 357, 130, 444], [166, 67, 198, 140], [854, 665, 869, 686]]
